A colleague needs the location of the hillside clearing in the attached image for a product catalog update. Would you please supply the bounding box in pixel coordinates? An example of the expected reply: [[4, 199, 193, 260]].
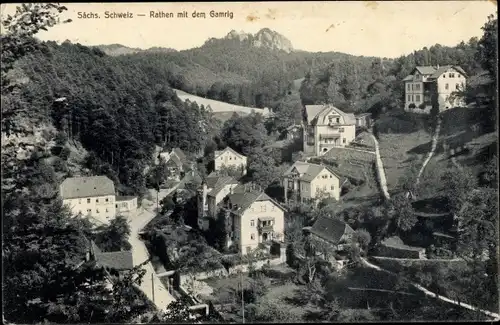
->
[[173, 89, 269, 116]]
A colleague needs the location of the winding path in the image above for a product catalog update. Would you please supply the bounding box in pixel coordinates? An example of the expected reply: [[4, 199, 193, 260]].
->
[[360, 258, 500, 320], [369, 132, 391, 200], [127, 187, 179, 312], [416, 117, 442, 185]]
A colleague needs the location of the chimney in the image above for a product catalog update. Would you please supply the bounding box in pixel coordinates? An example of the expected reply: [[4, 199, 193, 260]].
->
[[201, 182, 208, 212]]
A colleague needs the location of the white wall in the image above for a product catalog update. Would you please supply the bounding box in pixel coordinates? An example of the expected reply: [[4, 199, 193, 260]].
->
[[315, 124, 356, 155], [63, 194, 116, 224], [436, 70, 466, 111], [238, 200, 285, 255], [310, 168, 340, 200], [214, 151, 247, 172]]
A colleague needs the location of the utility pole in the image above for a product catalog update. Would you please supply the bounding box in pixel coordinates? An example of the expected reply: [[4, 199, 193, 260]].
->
[[240, 252, 245, 324], [152, 273, 155, 303]]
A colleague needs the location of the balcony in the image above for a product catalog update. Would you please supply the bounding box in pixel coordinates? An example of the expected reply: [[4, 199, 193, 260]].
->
[[258, 217, 275, 233]]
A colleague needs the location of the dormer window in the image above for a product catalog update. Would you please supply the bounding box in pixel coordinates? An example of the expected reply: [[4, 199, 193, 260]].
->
[[336, 118, 340, 123]]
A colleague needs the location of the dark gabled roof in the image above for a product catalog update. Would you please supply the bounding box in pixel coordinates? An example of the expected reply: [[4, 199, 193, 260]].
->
[[89, 239, 134, 270], [207, 176, 239, 197], [310, 216, 354, 245], [60, 176, 115, 199], [95, 250, 134, 270], [166, 153, 182, 167], [415, 66, 438, 75], [227, 184, 286, 215], [428, 65, 468, 79], [171, 148, 187, 163]]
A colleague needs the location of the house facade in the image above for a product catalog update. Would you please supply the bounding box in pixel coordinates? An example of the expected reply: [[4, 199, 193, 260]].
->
[[158, 148, 189, 181], [283, 161, 341, 204], [285, 124, 303, 140], [302, 104, 357, 156], [354, 113, 372, 129], [221, 184, 286, 255], [213, 147, 247, 175], [60, 176, 117, 225], [403, 65, 467, 114], [197, 175, 239, 230], [115, 196, 138, 216]]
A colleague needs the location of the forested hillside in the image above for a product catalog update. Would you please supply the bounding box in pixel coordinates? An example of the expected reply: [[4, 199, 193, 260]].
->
[[301, 37, 485, 113], [3, 40, 220, 196], [111, 32, 377, 110]]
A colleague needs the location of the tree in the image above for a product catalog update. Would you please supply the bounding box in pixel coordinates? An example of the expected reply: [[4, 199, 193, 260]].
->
[[442, 166, 478, 213], [160, 297, 193, 323], [94, 215, 132, 252], [386, 193, 417, 234], [353, 228, 372, 252]]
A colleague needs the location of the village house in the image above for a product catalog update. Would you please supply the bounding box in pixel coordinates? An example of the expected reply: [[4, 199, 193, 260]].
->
[[220, 183, 286, 255], [213, 147, 247, 175], [158, 147, 190, 181], [302, 104, 357, 156], [303, 216, 355, 268], [88, 240, 134, 274], [354, 113, 372, 129], [283, 161, 342, 204], [197, 175, 240, 230], [60, 176, 137, 226], [285, 124, 303, 140], [115, 196, 138, 217], [403, 65, 467, 114]]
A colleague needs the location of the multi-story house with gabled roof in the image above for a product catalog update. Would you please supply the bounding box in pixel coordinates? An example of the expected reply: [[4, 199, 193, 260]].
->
[[282, 161, 342, 204], [302, 104, 357, 156], [220, 183, 286, 255], [403, 65, 467, 114], [213, 147, 247, 175]]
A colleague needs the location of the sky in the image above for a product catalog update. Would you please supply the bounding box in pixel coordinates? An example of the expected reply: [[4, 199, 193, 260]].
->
[[1, 1, 497, 58]]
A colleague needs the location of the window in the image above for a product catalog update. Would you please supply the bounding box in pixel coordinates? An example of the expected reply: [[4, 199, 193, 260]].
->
[[271, 205, 275, 211], [115, 204, 118, 208], [229, 157, 232, 160], [105, 208, 108, 212], [343, 138, 346, 144], [78, 210, 82, 214], [416, 95, 420, 102], [87, 209, 91, 212], [407, 95, 411, 101], [250, 220, 255, 227], [443, 74, 446, 78], [105, 198, 109, 202], [96, 209, 99, 213], [456, 83, 460, 90], [407, 84, 410, 91], [96, 198, 99, 203], [416, 83, 421, 91], [261, 205, 266, 212], [336, 118, 340, 123], [445, 83, 449, 90], [330, 175, 333, 178], [331, 185, 335, 190], [411, 95, 414, 101], [246, 247, 251, 253], [87, 198, 91, 204], [339, 128, 344, 133], [78, 199, 82, 204], [411, 84, 414, 91], [251, 234, 255, 240]]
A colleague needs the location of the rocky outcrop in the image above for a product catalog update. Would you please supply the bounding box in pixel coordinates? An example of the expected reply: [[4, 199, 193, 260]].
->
[[213, 28, 293, 53], [252, 28, 293, 53]]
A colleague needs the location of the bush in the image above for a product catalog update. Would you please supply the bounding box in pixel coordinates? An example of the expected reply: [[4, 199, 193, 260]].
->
[[59, 146, 71, 161]]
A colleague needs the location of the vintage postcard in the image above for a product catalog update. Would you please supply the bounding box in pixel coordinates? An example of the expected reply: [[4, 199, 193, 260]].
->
[[1, 1, 498, 323]]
